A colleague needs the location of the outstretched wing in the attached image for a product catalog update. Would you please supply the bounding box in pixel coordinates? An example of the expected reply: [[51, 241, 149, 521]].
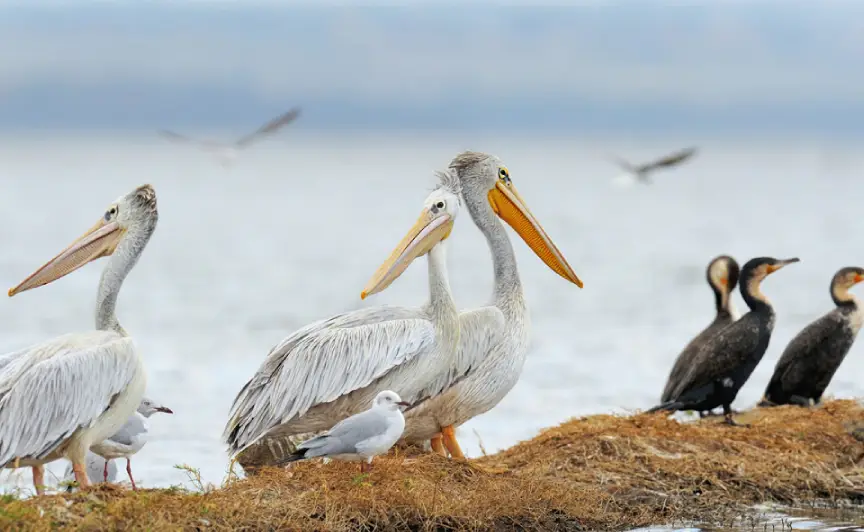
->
[[641, 147, 698, 172], [223, 305, 435, 454], [157, 130, 225, 150], [235, 107, 302, 148], [0, 331, 140, 465]]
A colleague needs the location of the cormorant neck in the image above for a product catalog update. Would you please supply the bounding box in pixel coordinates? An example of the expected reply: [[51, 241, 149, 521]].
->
[[832, 284, 859, 308], [741, 275, 773, 313], [95, 220, 156, 335]]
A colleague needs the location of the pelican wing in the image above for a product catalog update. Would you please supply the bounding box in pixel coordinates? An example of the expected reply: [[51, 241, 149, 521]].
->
[[411, 306, 505, 406], [224, 306, 435, 453], [235, 107, 301, 148], [0, 331, 140, 465], [640, 147, 697, 172]]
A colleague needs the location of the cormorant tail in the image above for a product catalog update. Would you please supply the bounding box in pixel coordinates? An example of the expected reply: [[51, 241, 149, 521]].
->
[[644, 401, 684, 414]]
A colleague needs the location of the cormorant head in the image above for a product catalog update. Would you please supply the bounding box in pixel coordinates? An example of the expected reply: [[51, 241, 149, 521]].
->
[[707, 255, 740, 312], [830, 266, 864, 306], [707, 255, 740, 293], [739, 257, 799, 307]]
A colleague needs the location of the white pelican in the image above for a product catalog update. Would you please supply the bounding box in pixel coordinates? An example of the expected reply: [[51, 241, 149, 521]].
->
[[158, 107, 301, 167], [225, 174, 463, 471], [0, 184, 157, 493], [400, 151, 582, 458]]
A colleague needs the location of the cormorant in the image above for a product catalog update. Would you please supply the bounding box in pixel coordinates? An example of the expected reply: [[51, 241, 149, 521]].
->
[[759, 266, 864, 407], [646, 257, 799, 425], [660, 255, 740, 414]]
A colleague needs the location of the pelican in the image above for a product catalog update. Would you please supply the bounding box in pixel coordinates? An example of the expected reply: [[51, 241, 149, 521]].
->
[[0, 184, 157, 493], [225, 173, 463, 471], [400, 151, 582, 458], [158, 107, 301, 167]]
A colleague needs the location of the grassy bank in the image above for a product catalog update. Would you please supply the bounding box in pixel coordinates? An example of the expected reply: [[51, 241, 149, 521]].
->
[[3, 400, 864, 531]]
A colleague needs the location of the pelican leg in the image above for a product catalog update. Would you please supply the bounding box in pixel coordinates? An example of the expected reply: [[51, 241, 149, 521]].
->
[[430, 435, 447, 457], [441, 425, 465, 459], [73, 462, 91, 488], [126, 458, 137, 490], [360, 459, 372, 473], [32, 465, 45, 496]]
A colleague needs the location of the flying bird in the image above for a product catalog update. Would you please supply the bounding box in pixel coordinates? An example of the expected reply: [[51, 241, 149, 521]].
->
[[611, 147, 698, 185], [158, 107, 302, 167]]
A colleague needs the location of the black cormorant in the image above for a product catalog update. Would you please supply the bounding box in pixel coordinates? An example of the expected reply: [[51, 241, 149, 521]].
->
[[646, 257, 799, 425], [759, 266, 864, 407], [660, 255, 740, 413]]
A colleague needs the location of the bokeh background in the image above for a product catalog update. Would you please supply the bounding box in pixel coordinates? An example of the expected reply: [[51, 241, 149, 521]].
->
[[1, 0, 862, 491]]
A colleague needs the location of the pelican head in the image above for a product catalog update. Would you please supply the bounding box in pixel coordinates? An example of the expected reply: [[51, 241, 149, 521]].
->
[[361, 180, 461, 299], [9, 184, 159, 297], [449, 151, 582, 288]]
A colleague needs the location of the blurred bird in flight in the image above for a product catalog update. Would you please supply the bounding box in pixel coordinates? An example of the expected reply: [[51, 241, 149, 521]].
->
[[158, 107, 302, 167], [610, 147, 698, 186]]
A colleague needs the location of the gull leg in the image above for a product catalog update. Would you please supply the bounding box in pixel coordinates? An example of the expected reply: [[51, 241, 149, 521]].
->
[[126, 458, 137, 490], [73, 462, 91, 488], [32, 465, 45, 496], [441, 425, 464, 459], [103, 460, 109, 483], [430, 435, 447, 457]]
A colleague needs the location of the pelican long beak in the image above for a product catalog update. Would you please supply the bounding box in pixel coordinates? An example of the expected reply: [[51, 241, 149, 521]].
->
[[8, 218, 125, 297], [766, 257, 800, 275], [361, 207, 454, 299], [488, 182, 583, 287]]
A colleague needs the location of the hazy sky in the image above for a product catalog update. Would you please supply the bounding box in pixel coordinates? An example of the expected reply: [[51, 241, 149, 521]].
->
[[1, 1, 862, 132]]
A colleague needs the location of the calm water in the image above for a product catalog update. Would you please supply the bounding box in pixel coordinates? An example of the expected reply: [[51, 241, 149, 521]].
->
[[0, 133, 861, 502]]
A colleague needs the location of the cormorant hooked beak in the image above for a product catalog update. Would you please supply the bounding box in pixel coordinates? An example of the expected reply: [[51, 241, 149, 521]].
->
[[766, 257, 800, 274]]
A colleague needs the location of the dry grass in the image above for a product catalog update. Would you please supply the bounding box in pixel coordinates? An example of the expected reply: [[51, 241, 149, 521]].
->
[[3, 400, 864, 531]]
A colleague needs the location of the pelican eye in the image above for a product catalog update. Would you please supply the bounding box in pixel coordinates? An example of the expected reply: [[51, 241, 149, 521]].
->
[[498, 167, 511, 184], [436, 201, 445, 209], [104, 206, 118, 221]]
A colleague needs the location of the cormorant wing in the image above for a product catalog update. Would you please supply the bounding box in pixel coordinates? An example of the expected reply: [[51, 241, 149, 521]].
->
[[234, 107, 302, 148], [671, 316, 762, 404], [640, 147, 698, 173], [763, 311, 849, 401]]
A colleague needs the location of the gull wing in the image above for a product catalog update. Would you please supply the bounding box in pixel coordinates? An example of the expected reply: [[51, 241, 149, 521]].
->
[[235, 107, 302, 148]]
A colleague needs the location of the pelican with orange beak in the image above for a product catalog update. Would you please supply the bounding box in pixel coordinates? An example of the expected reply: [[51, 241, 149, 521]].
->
[[400, 151, 583, 458], [0, 185, 157, 493], [225, 173, 464, 471]]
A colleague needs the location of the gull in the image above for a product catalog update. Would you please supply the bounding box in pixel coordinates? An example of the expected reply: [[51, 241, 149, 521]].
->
[[611, 146, 698, 185], [88, 397, 173, 490], [63, 451, 117, 491], [277, 390, 409, 472], [158, 107, 302, 167]]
